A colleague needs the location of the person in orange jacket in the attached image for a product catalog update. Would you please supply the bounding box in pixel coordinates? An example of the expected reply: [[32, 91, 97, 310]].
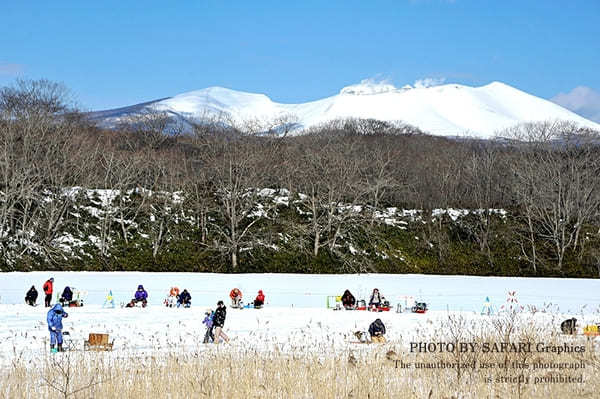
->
[[229, 288, 242, 308], [254, 290, 265, 308], [164, 286, 180, 307], [43, 278, 54, 307], [169, 287, 180, 297]]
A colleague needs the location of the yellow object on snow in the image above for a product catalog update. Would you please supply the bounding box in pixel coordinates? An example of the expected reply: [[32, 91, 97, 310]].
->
[[584, 325, 599, 336]]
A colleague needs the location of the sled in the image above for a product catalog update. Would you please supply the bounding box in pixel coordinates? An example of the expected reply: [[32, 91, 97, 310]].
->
[[122, 301, 146, 308], [376, 305, 392, 311], [84, 333, 114, 351], [67, 299, 84, 307], [411, 301, 428, 314], [583, 325, 600, 337], [366, 306, 391, 312]]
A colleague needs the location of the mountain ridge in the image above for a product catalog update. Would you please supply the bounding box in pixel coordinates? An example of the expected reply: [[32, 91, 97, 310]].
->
[[90, 81, 600, 138]]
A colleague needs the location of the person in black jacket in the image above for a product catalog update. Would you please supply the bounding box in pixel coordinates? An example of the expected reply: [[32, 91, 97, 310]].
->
[[212, 300, 229, 344], [368, 318, 386, 343], [341, 290, 356, 310], [60, 286, 73, 306], [177, 289, 192, 308], [25, 286, 38, 306]]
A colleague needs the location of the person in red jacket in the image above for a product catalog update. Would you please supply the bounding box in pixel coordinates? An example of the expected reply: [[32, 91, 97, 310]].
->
[[229, 288, 242, 308], [43, 278, 54, 307], [254, 290, 265, 308]]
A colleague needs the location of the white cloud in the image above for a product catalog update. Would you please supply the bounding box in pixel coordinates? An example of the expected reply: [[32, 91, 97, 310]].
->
[[340, 77, 398, 95], [413, 77, 446, 88], [551, 86, 600, 123]]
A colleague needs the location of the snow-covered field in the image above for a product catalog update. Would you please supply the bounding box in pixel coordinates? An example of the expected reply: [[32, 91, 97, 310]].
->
[[1, 272, 599, 364]]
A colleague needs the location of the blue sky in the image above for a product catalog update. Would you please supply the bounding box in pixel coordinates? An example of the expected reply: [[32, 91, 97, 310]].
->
[[1, 0, 599, 113]]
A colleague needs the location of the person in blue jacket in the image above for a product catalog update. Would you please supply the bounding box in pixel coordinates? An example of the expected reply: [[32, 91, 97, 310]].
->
[[177, 289, 191, 308], [47, 303, 68, 352], [202, 309, 215, 343]]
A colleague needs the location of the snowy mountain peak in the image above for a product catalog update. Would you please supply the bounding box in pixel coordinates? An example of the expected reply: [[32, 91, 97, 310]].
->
[[92, 80, 600, 138]]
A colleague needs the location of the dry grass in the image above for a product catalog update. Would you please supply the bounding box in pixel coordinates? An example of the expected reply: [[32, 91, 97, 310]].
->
[[1, 313, 599, 398]]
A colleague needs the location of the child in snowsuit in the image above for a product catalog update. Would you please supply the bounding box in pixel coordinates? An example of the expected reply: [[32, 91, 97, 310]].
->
[[369, 318, 386, 343], [47, 303, 69, 352], [341, 290, 356, 309], [213, 301, 229, 344], [126, 285, 148, 307], [254, 290, 265, 308], [177, 289, 191, 308], [229, 288, 242, 308], [202, 309, 215, 343], [60, 286, 73, 306], [25, 286, 38, 306], [43, 278, 54, 307]]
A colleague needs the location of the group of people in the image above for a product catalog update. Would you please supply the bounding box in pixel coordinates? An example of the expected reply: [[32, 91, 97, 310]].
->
[[202, 301, 229, 344], [25, 278, 56, 307], [25, 278, 80, 308], [34, 278, 389, 350], [229, 288, 265, 308], [29, 279, 265, 311], [164, 287, 192, 308], [341, 288, 389, 310]]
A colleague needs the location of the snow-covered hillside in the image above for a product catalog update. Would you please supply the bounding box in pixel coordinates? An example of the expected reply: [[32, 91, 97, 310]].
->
[[91, 81, 600, 138]]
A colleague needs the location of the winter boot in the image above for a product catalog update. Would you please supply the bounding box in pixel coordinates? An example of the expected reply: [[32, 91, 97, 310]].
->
[[50, 344, 57, 353], [57, 343, 64, 352]]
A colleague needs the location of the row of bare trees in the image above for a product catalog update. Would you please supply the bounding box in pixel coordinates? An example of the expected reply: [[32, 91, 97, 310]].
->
[[2, 79, 600, 274]]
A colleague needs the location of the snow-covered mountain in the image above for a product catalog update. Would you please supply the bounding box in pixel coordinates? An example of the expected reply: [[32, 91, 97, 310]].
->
[[90, 81, 600, 138]]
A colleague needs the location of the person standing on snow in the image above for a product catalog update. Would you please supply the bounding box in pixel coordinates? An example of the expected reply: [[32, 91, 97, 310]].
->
[[47, 303, 69, 352], [43, 278, 54, 307], [229, 288, 242, 308], [202, 309, 215, 343], [213, 300, 229, 344], [368, 318, 386, 343], [25, 286, 38, 306], [254, 290, 265, 308]]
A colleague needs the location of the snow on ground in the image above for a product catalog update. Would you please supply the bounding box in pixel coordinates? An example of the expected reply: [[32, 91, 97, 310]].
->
[[1, 272, 599, 364]]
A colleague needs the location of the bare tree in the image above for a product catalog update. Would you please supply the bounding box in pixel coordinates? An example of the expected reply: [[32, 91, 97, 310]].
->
[[505, 121, 600, 272]]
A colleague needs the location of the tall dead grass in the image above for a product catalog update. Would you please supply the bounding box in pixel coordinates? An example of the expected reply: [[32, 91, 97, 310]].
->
[[1, 312, 598, 398]]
